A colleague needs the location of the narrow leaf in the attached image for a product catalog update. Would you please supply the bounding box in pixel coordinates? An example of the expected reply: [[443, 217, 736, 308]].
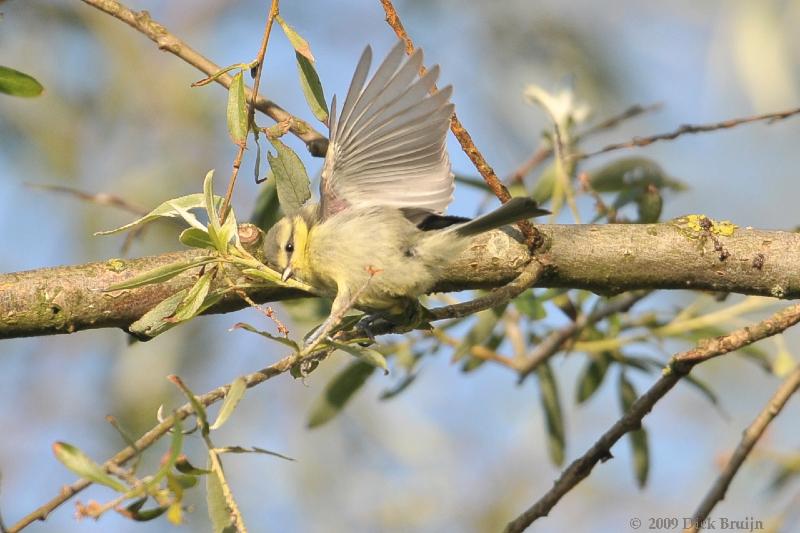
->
[[618, 373, 650, 487], [232, 322, 298, 350], [123, 498, 169, 521], [268, 138, 311, 213], [276, 16, 315, 62], [206, 455, 234, 533], [103, 256, 216, 291], [307, 361, 375, 428], [0, 66, 44, 97], [250, 171, 282, 230], [330, 340, 389, 374], [210, 378, 247, 430], [537, 362, 565, 466], [176, 455, 212, 475], [204, 170, 220, 230], [226, 71, 248, 145], [214, 446, 295, 462], [452, 305, 505, 362], [52, 442, 127, 492], [576, 352, 611, 403], [95, 193, 218, 236], [295, 52, 328, 122], [169, 269, 215, 322]]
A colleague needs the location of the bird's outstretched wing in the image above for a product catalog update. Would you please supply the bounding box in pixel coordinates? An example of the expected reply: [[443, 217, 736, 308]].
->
[[319, 41, 455, 220]]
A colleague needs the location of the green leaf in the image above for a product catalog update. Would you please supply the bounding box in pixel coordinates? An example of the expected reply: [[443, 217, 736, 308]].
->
[[268, 138, 311, 213], [204, 170, 220, 230], [176, 455, 212, 475], [250, 171, 282, 231], [454, 175, 490, 192], [295, 52, 328, 123], [575, 352, 611, 403], [514, 291, 547, 320], [276, 15, 315, 62], [637, 185, 663, 223], [124, 498, 169, 522], [537, 362, 565, 466], [0, 66, 44, 97], [232, 322, 299, 351], [452, 305, 506, 362], [531, 164, 556, 204], [206, 455, 234, 533], [95, 193, 218, 236], [52, 442, 127, 492], [227, 71, 248, 144], [307, 360, 375, 428], [180, 227, 215, 249], [330, 341, 389, 374], [210, 378, 247, 430], [214, 446, 295, 462], [130, 289, 188, 338], [169, 269, 215, 322], [379, 373, 418, 400], [141, 416, 184, 492], [103, 256, 216, 291], [618, 373, 650, 487], [682, 374, 719, 406]]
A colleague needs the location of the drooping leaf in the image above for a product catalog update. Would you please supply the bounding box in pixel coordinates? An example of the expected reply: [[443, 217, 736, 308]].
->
[[531, 164, 556, 204], [514, 291, 547, 320], [537, 362, 565, 466], [589, 157, 686, 193], [575, 352, 612, 403], [175, 455, 212, 475], [141, 416, 184, 492], [276, 16, 315, 62], [214, 446, 295, 462], [0, 66, 43, 97], [206, 455, 234, 533], [268, 138, 311, 213], [618, 372, 650, 487], [379, 373, 418, 400], [295, 52, 328, 122], [123, 497, 169, 521], [232, 322, 298, 351], [210, 378, 247, 430], [103, 256, 216, 291], [226, 71, 248, 145], [95, 193, 220, 236], [330, 340, 389, 374], [52, 442, 127, 492], [454, 174, 490, 192], [307, 360, 375, 428]]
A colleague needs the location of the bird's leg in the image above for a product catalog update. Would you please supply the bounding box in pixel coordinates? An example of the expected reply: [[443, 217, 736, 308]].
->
[[356, 299, 430, 342], [303, 290, 351, 350]]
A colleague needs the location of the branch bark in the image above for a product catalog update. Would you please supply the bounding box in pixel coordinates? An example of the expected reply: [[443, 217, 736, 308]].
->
[[1, 221, 799, 339]]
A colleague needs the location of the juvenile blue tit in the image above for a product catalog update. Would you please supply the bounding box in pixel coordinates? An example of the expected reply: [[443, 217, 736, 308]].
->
[[264, 42, 548, 344]]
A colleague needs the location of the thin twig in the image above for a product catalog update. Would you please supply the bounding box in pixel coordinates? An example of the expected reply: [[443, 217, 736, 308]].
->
[[578, 106, 800, 161], [516, 291, 649, 383], [218, 0, 280, 223], [507, 103, 662, 185], [684, 363, 800, 533], [7, 346, 332, 533], [378, 0, 538, 245], [427, 260, 545, 320], [505, 302, 800, 533], [79, 0, 328, 156]]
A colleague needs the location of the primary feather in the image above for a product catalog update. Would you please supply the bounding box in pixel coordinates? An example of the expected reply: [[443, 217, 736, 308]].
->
[[320, 41, 454, 220]]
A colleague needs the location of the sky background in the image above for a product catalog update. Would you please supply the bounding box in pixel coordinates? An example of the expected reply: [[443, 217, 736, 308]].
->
[[1, 0, 800, 532]]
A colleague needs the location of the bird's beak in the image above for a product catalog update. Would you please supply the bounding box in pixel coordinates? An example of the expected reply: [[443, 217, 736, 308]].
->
[[281, 266, 293, 282]]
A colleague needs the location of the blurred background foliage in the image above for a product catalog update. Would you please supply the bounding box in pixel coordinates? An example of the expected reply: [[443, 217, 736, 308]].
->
[[1, 0, 800, 531]]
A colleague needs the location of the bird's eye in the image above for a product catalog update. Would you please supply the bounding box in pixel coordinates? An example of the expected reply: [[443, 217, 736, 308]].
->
[[285, 243, 294, 253]]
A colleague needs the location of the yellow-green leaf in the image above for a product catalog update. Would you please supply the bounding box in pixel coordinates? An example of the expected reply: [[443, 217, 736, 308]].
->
[[95, 193, 220, 236], [227, 71, 248, 145], [170, 269, 215, 322], [210, 378, 247, 430], [307, 361, 375, 428], [52, 442, 127, 492], [276, 15, 315, 62], [295, 52, 328, 123], [104, 257, 216, 291], [268, 138, 311, 213], [0, 66, 43, 97], [537, 362, 565, 466], [618, 373, 650, 487], [330, 340, 389, 374]]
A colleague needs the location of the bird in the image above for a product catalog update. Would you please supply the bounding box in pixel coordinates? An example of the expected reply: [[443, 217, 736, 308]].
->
[[264, 41, 549, 345]]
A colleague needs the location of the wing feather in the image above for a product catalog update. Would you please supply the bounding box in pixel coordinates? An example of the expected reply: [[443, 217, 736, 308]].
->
[[320, 41, 454, 219]]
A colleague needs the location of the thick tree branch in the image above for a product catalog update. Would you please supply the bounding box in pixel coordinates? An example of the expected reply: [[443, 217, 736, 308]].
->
[[505, 302, 800, 533], [2, 222, 799, 339]]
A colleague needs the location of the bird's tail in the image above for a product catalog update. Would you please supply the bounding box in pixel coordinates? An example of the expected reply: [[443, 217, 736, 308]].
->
[[451, 197, 549, 237]]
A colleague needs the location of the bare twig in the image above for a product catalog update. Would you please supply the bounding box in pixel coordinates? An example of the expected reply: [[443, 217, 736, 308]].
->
[[516, 291, 649, 383], [218, 0, 280, 222], [507, 103, 662, 185], [505, 302, 800, 533], [7, 345, 333, 533], [427, 260, 545, 320], [578, 106, 800, 161], [79, 0, 328, 156], [377, 0, 538, 245], [684, 363, 800, 533]]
